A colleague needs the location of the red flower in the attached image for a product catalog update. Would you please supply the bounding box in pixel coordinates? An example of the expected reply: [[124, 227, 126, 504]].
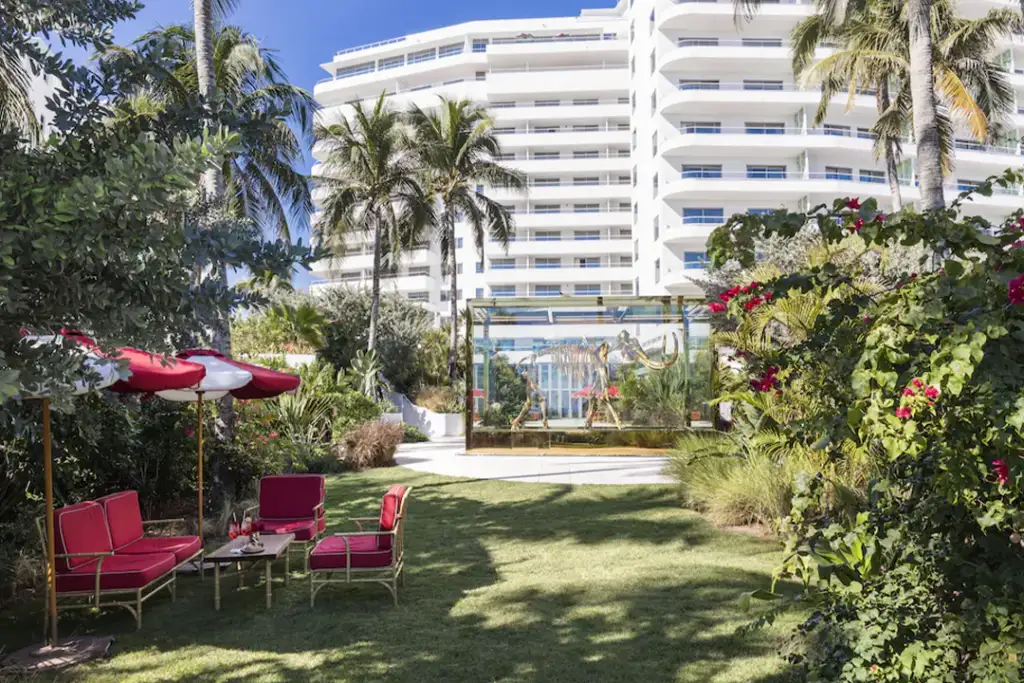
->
[[763, 291, 773, 301], [269, 432, 279, 439], [847, 198, 861, 210], [895, 406, 912, 420], [708, 302, 727, 313], [1009, 275, 1024, 305], [863, 315, 871, 323], [876, 214, 886, 223], [903, 387, 916, 397], [993, 459, 1010, 485], [924, 385, 939, 400], [851, 217, 865, 233], [744, 296, 764, 311], [750, 366, 780, 392], [184, 426, 195, 438], [912, 378, 924, 389]]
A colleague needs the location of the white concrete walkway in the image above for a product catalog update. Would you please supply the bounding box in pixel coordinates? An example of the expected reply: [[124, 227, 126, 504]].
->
[[395, 437, 673, 485]]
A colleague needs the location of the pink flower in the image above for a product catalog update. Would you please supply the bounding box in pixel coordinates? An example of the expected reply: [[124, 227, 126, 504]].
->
[[895, 406, 912, 420], [708, 302, 727, 313], [863, 315, 871, 323], [912, 378, 924, 389], [847, 198, 861, 210], [850, 217, 865, 233], [903, 387, 916, 397], [1009, 275, 1024, 305], [743, 296, 764, 311], [269, 432, 279, 439], [184, 426, 195, 438], [924, 385, 940, 400], [876, 214, 886, 223], [993, 459, 1010, 485], [763, 291, 773, 301]]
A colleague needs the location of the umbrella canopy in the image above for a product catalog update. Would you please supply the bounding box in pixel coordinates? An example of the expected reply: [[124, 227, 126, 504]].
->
[[155, 354, 252, 401], [59, 331, 207, 394], [176, 349, 300, 399], [19, 335, 122, 397], [572, 385, 620, 399]]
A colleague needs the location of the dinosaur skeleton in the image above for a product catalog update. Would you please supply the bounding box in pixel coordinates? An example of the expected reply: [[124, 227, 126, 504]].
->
[[509, 330, 679, 430]]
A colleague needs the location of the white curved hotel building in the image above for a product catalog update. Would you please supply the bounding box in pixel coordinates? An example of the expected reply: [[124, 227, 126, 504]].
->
[[311, 0, 1024, 313]]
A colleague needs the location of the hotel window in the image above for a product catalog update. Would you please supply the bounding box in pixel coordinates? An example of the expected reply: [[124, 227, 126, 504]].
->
[[475, 262, 483, 273], [653, 172, 659, 197], [681, 121, 721, 134], [957, 178, 983, 191], [574, 124, 599, 132], [535, 204, 561, 214], [408, 292, 429, 302], [574, 203, 600, 213], [500, 204, 516, 214], [456, 264, 463, 275], [633, 202, 638, 217], [492, 286, 515, 297], [681, 164, 722, 179], [955, 138, 984, 151], [679, 79, 719, 90], [617, 122, 631, 130], [438, 43, 463, 58], [472, 39, 489, 52], [857, 127, 875, 139], [824, 123, 851, 137], [825, 166, 854, 180], [631, 56, 635, 75], [491, 258, 516, 270], [746, 122, 784, 135], [535, 257, 561, 269], [631, 92, 636, 111], [475, 71, 486, 81], [652, 132, 658, 154], [619, 174, 631, 185], [573, 150, 599, 159], [649, 51, 655, 72], [747, 165, 787, 179], [535, 99, 560, 107], [748, 208, 773, 216], [615, 149, 630, 157], [618, 96, 630, 104], [456, 237, 463, 248], [859, 169, 885, 184], [492, 101, 515, 108], [475, 184, 484, 193], [577, 257, 601, 269], [634, 240, 639, 262], [619, 227, 632, 238], [654, 259, 661, 283], [622, 282, 634, 295], [475, 288, 483, 298], [650, 92, 657, 114], [378, 55, 405, 71], [573, 177, 599, 186], [654, 217, 659, 241], [743, 79, 783, 91], [682, 208, 724, 224], [536, 231, 561, 241], [632, 166, 637, 187], [617, 255, 632, 267], [337, 61, 376, 79], [534, 177, 561, 186], [679, 37, 719, 47], [683, 252, 708, 270], [496, 152, 516, 160], [575, 284, 601, 296], [532, 124, 559, 133], [408, 48, 436, 64], [618, 202, 631, 212], [408, 266, 430, 277], [533, 151, 560, 159], [573, 98, 599, 106], [575, 230, 600, 241], [742, 37, 783, 47], [492, 126, 516, 135], [536, 285, 562, 297]]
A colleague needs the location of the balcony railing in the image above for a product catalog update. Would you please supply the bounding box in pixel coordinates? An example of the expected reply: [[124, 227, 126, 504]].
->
[[334, 36, 406, 57], [677, 38, 787, 48], [490, 63, 628, 74], [673, 82, 876, 95]]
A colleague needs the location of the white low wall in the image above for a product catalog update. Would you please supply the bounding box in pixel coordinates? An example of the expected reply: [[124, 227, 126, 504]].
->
[[387, 391, 464, 439]]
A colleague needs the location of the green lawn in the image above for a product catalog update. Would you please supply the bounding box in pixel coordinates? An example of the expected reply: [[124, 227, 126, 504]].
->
[[1, 468, 796, 682]]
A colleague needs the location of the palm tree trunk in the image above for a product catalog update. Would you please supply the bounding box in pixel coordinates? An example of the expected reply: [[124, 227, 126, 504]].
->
[[446, 209, 459, 384], [906, 0, 944, 211], [877, 81, 903, 212], [368, 220, 382, 352], [193, 0, 222, 201]]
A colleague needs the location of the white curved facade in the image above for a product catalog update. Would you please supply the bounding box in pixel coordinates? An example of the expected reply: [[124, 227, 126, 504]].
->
[[311, 0, 1024, 306]]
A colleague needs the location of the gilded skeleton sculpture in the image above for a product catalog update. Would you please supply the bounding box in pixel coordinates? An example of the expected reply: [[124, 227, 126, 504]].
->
[[510, 330, 680, 430]]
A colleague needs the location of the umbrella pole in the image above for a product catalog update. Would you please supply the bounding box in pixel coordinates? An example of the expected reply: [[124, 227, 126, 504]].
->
[[197, 392, 204, 544], [42, 398, 58, 645]]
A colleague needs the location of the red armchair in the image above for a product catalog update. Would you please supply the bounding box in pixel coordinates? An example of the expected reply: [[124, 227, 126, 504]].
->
[[245, 474, 326, 572], [40, 501, 178, 631], [96, 490, 203, 572], [309, 485, 411, 607]]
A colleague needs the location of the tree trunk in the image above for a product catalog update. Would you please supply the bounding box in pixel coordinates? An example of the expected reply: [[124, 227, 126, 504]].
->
[[877, 81, 903, 213], [193, 0, 222, 202], [907, 0, 944, 211], [446, 210, 459, 384], [368, 220, 382, 352]]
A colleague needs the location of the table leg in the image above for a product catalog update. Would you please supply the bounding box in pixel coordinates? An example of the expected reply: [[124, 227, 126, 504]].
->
[[285, 550, 290, 586], [265, 560, 272, 608], [239, 562, 244, 589], [214, 561, 221, 611]]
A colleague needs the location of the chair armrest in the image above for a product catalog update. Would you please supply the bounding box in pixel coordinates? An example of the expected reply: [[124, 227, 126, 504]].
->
[[143, 518, 186, 527], [349, 516, 377, 531], [331, 530, 394, 538], [53, 552, 114, 603], [243, 504, 259, 519], [55, 551, 115, 559]]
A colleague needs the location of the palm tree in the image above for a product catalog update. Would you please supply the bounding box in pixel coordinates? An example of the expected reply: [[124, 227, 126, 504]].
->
[[407, 97, 526, 382], [0, 52, 38, 141], [792, 0, 1018, 212], [193, 0, 229, 201], [737, 0, 948, 210], [314, 94, 434, 353], [108, 23, 315, 240], [266, 301, 326, 351]]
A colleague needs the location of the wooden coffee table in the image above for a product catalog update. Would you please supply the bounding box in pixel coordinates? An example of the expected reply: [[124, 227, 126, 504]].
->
[[206, 533, 295, 610]]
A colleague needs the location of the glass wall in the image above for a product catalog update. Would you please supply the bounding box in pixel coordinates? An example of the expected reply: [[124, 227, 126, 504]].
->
[[465, 296, 714, 452]]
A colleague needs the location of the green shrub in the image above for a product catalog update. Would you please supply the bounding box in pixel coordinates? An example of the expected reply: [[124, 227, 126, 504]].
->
[[335, 422, 404, 470], [402, 424, 429, 443]]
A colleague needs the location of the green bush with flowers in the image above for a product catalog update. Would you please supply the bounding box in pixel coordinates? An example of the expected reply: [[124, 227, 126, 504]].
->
[[707, 169, 1024, 681]]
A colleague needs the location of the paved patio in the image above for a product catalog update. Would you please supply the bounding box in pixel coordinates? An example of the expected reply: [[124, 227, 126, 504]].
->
[[395, 438, 673, 485]]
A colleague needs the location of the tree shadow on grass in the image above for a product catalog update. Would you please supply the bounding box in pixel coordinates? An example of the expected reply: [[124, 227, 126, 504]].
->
[[1, 469, 796, 682]]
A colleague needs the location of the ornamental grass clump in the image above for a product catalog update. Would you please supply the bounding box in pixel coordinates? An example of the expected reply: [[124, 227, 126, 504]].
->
[[336, 422, 404, 470]]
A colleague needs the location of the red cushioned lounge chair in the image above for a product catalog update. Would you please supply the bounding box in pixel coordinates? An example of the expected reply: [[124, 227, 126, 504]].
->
[[38, 501, 178, 631], [308, 485, 411, 607], [96, 490, 204, 576], [244, 474, 326, 572]]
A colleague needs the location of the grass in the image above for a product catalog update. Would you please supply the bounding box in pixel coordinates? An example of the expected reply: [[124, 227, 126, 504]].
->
[[0, 468, 798, 682]]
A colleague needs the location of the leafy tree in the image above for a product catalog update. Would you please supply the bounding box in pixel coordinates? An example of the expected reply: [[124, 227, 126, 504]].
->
[[792, 0, 1019, 211], [479, 354, 528, 427], [314, 94, 432, 353], [406, 97, 525, 382]]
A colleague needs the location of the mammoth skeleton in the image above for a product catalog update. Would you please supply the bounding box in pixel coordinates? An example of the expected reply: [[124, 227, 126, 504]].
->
[[509, 330, 679, 431]]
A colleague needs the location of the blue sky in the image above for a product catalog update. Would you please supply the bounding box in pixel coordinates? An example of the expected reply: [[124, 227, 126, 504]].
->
[[94, 0, 609, 289]]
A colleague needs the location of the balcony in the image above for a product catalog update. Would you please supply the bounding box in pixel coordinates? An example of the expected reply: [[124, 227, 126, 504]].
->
[[484, 265, 634, 285], [658, 1, 811, 33], [661, 266, 707, 295], [659, 82, 875, 116], [659, 126, 877, 159], [659, 172, 899, 201], [506, 154, 632, 175], [512, 210, 631, 228], [492, 102, 629, 123], [487, 182, 630, 202], [487, 65, 629, 96], [497, 237, 632, 256], [495, 128, 630, 149]]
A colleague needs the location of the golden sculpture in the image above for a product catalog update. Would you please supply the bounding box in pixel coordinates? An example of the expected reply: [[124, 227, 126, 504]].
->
[[509, 331, 679, 431]]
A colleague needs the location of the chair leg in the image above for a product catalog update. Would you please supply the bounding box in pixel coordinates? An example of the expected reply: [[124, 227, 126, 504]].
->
[[136, 590, 143, 629], [171, 574, 177, 602], [309, 573, 315, 608]]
